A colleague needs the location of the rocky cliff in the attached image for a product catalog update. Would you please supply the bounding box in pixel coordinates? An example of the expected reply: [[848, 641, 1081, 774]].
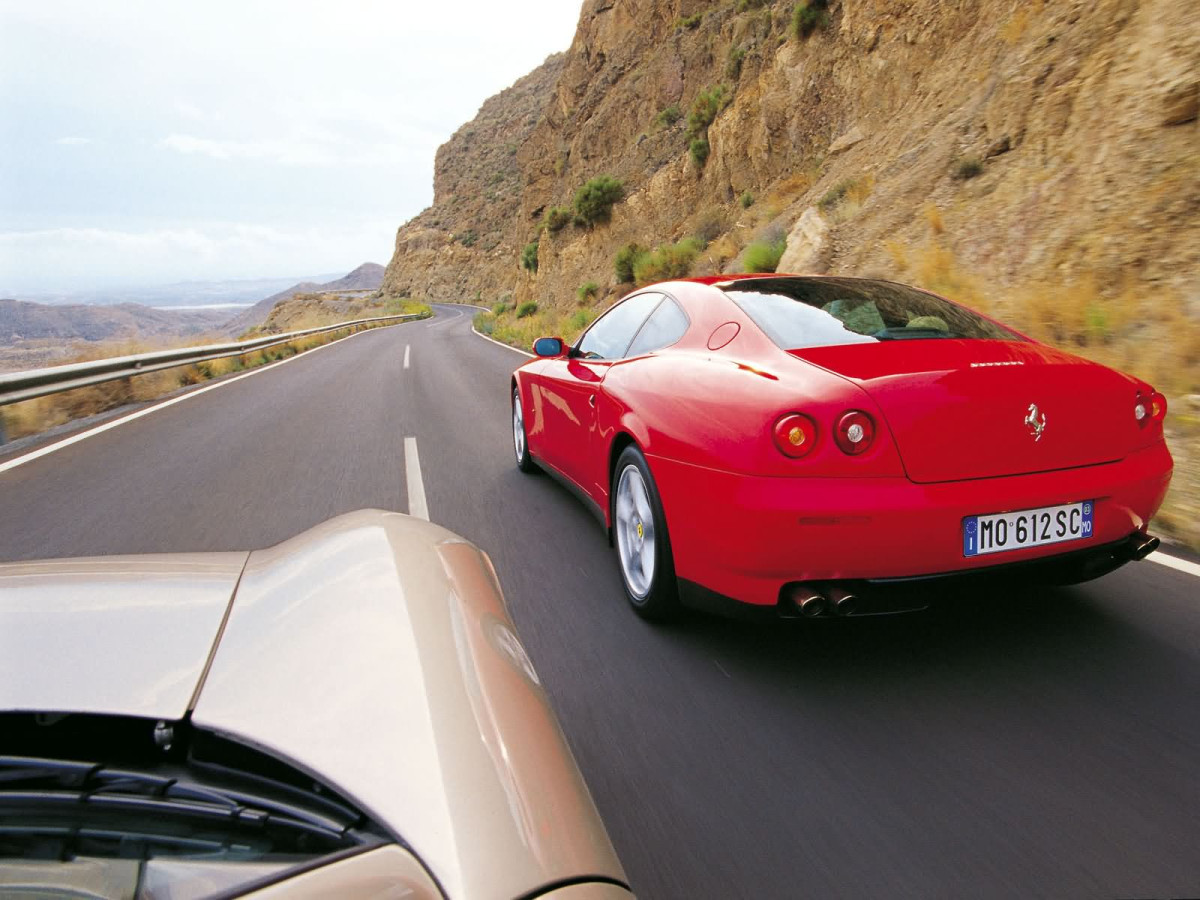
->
[[384, 0, 1197, 364]]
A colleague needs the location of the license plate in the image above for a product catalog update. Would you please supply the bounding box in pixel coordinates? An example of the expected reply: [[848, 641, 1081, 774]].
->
[[963, 501, 1094, 557]]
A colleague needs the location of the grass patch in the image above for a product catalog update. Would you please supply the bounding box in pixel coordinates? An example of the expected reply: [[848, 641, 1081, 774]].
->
[[676, 12, 702, 29], [740, 190, 755, 209], [577, 281, 601, 304], [521, 240, 539, 273], [742, 237, 787, 273], [632, 237, 705, 286], [516, 301, 538, 319], [690, 138, 710, 168]]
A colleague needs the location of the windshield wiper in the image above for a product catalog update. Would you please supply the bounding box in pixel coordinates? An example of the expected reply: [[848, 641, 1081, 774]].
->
[[873, 327, 957, 340], [0, 756, 367, 853]]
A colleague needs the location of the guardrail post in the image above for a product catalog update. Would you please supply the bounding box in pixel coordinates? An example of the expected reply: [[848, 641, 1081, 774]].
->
[[0, 412, 7, 446]]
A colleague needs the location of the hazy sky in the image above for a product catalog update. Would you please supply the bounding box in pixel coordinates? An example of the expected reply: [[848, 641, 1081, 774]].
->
[[0, 1, 581, 294]]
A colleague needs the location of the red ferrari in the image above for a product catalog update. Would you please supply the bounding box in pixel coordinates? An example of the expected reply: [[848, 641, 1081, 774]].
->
[[510, 275, 1173, 620]]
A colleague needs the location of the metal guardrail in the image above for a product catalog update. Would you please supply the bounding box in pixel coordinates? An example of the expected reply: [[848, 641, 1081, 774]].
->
[[0, 313, 422, 409]]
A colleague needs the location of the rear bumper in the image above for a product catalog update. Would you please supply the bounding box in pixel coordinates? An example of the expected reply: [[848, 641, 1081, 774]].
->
[[650, 440, 1173, 608]]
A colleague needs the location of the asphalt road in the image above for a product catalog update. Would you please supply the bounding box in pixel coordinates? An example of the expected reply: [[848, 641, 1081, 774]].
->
[[2, 304, 1199, 899]]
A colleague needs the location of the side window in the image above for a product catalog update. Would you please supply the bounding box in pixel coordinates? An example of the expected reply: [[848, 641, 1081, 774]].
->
[[576, 292, 664, 360], [626, 297, 689, 357]]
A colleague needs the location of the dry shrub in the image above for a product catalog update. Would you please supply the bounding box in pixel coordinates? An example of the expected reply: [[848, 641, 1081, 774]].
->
[[707, 233, 744, 268], [766, 171, 813, 209]]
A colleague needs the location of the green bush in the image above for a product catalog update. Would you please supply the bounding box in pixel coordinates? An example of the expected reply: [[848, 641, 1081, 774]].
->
[[677, 12, 702, 29], [543, 206, 572, 232], [614, 242, 646, 283], [521, 241, 539, 273], [687, 85, 730, 141], [633, 237, 704, 285], [573, 175, 625, 225], [726, 45, 746, 80], [792, 0, 829, 38], [577, 281, 600, 304], [654, 105, 682, 128], [516, 301, 538, 319], [455, 229, 478, 247], [740, 190, 755, 209], [690, 138, 710, 168], [742, 237, 787, 273], [492, 300, 511, 315], [952, 156, 985, 180]]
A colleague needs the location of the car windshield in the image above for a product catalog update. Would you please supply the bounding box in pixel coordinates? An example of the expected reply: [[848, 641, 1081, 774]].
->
[[0, 712, 389, 900], [721, 276, 1023, 349]]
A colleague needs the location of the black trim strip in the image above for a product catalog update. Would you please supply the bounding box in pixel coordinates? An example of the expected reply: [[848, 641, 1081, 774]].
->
[[517, 874, 633, 900], [530, 453, 607, 527]]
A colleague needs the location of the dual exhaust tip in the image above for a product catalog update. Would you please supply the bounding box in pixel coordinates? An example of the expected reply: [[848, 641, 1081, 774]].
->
[[782, 583, 857, 618]]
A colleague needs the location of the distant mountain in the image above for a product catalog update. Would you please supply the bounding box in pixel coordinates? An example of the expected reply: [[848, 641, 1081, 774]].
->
[[16, 275, 345, 309], [223, 262, 385, 335], [0, 299, 233, 373]]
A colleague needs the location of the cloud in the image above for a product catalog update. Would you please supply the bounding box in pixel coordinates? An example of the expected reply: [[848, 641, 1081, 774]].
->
[[54, 136, 92, 146], [0, 221, 398, 291], [159, 132, 424, 167]]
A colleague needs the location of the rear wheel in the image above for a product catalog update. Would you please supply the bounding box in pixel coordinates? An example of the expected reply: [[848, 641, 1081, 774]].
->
[[513, 386, 536, 473], [612, 445, 679, 621]]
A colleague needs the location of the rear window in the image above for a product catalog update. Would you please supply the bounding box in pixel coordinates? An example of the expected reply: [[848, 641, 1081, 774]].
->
[[721, 276, 1023, 349]]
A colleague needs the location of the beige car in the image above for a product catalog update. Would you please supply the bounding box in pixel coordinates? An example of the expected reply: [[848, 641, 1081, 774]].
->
[[0, 510, 630, 899]]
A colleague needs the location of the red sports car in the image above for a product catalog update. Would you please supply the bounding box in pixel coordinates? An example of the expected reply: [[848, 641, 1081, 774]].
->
[[510, 275, 1173, 620]]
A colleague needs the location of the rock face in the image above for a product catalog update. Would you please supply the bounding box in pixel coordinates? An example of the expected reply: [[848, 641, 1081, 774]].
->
[[383, 0, 1199, 314], [380, 54, 567, 303]]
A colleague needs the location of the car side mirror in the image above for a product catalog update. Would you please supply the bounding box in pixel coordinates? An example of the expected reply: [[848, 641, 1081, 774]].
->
[[532, 337, 566, 357]]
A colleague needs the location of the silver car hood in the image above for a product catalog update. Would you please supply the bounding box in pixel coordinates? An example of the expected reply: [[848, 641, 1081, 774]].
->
[[0, 510, 625, 900], [0, 553, 247, 719]]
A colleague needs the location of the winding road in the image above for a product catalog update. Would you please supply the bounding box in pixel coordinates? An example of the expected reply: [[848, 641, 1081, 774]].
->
[[2, 303, 1199, 899]]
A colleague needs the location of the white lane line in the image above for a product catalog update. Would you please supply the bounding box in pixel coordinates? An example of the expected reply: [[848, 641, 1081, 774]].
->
[[428, 310, 463, 329], [471, 327, 534, 358], [1148, 551, 1200, 578], [0, 328, 386, 476], [404, 436, 429, 521], [404, 345, 410, 369]]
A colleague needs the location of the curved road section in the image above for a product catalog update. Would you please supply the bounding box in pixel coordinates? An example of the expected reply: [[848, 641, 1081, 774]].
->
[[2, 305, 1199, 898]]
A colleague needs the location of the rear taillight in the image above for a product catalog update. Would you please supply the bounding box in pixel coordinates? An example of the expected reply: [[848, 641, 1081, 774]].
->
[[773, 413, 817, 458], [834, 410, 876, 455], [1136, 391, 1167, 426]]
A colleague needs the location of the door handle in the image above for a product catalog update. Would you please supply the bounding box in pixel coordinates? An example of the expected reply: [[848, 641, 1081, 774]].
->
[[588, 394, 596, 408]]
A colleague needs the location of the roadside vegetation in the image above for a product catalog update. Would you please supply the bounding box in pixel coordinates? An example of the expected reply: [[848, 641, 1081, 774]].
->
[[1, 296, 430, 443]]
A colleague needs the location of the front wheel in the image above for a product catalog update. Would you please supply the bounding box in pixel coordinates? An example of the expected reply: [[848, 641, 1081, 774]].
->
[[612, 445, 679, 621], [513, 386, 537, 473]]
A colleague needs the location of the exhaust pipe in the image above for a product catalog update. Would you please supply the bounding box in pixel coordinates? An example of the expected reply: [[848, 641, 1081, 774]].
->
[[783, 583, 827, 618], [827, 586, 858, 616], [1130, 534, 1160, 561]]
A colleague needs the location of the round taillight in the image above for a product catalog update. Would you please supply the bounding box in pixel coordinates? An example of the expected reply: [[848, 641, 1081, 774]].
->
[[834, 410, 876, 455], [773, 413, 817, 458], [1137, 392, 1167, 425], [1151, 392, 1167, 421]]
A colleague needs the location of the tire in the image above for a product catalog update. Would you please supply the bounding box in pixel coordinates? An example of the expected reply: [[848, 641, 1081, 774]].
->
[[612, 445, 679, 621], [513, 385, 537, 473]]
